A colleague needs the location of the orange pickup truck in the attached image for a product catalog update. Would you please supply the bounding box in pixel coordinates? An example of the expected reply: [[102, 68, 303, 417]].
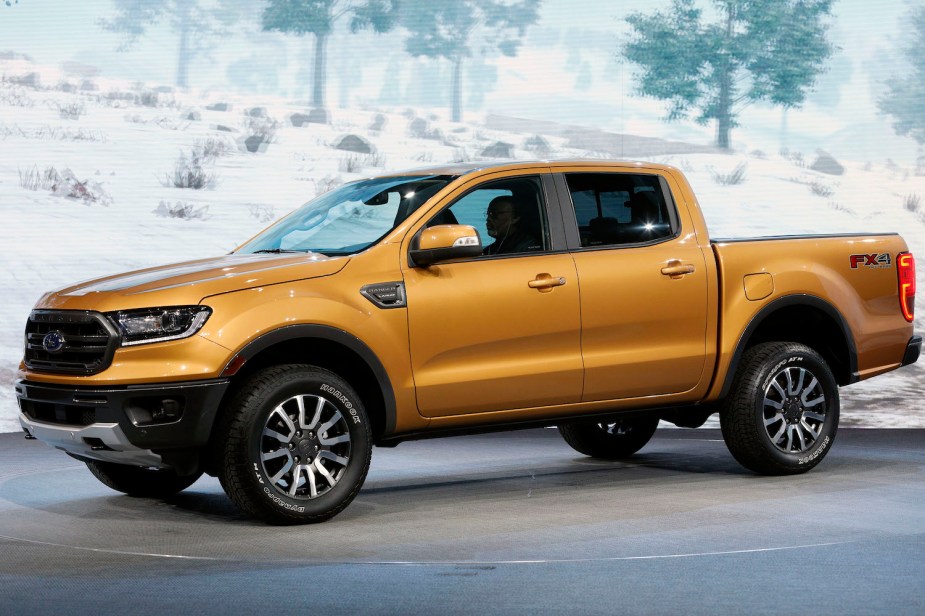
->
[[15, 160, 920, 524]]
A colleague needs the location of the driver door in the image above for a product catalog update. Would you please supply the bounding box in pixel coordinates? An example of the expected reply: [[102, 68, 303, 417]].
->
[[403, 174, 583, 417]]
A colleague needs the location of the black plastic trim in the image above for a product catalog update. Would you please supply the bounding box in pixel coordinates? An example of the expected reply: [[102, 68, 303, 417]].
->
[[360, 282, 407, 309], [902, 335, 922, 367], [712, 233, 900, 244], [717, 294, 859, 399], [409, 244, 483, 267], [24, 310, 120, 375], [15, 378, 229, 449], [229, 324, 398, 435], [541, 173, 569, 252], [376, 402, 713, 446], [552, 172, 582, 249]]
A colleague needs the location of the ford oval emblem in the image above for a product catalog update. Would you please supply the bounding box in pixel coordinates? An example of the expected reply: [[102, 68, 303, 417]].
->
[[42, 331, 66, 354]]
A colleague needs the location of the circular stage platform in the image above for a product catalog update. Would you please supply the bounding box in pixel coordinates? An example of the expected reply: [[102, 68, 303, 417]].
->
[[2, 427, 923, 614]]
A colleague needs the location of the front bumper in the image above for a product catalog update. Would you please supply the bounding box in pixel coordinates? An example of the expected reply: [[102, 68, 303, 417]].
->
[[16, 378, 229, 469]]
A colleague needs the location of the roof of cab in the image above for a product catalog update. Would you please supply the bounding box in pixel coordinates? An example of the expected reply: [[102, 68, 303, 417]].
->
[[379, 159, 676, 178]]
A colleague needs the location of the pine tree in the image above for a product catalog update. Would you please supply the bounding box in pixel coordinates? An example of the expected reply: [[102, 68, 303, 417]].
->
[[624, 0, 834, 149], [262, 0, 398, 112], [879, 6, 925, 149], [401, 0, 541, 123]]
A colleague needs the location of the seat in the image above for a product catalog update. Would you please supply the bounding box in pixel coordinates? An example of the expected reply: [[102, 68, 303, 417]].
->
[[588, 216, 624, 245]]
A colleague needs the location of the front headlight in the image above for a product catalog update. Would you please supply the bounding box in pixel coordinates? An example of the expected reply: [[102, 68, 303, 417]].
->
[[107, 306, 212, 346]]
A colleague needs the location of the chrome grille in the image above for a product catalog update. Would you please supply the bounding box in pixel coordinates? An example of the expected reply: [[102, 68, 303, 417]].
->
[[24, 310, 119, 374]]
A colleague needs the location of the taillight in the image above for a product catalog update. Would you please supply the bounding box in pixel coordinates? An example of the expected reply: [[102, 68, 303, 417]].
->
[[898, 252, 916, 322]]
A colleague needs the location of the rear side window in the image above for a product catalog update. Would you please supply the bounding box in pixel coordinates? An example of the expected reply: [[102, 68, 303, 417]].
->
[[565, 173, 677, 247]]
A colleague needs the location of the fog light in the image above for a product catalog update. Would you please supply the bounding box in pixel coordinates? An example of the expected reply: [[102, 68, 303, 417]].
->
[[126, 396, 185, 426], [154, 398, 182, 421]]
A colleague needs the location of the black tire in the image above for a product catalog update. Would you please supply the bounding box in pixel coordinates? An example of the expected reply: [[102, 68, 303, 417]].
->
[[558, 416, 660, 459], [86, 460, 202, 498], [216, 364, 372, 525], [720, 342, 839, 475]]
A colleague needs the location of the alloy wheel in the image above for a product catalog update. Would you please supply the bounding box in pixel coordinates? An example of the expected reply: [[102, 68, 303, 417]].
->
[[762, 366, 827, 454], [260, 394, 352, 499]]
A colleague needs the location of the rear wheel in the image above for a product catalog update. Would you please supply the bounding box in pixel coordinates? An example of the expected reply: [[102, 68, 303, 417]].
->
[[558, 416, 659, 459], [217, 364, 372, 525], [86, 460, 202, 498], [721, 342, 839, 475]]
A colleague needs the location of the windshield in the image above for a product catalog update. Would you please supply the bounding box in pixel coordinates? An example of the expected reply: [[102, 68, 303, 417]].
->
[[237, 175, 454, 256]]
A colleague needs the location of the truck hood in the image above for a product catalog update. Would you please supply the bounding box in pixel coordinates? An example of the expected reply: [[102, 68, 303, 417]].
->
[[36, 252, 349, 312]]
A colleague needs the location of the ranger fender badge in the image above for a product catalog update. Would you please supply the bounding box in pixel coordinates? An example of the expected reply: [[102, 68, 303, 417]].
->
[[360, 282, 407, 309], [849, 253, 891, 269]]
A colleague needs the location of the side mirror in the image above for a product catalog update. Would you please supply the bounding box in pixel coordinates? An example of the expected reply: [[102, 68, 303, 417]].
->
[[409, 225, 483, 267]]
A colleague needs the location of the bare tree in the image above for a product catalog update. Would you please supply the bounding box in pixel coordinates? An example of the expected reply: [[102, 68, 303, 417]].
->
[[262, 0, 398, 111], [100, 0, 258, 89], [401, 0, 541, 123]]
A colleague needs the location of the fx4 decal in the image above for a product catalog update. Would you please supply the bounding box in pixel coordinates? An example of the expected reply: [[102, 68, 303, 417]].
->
[[849, 253, 891, 269]]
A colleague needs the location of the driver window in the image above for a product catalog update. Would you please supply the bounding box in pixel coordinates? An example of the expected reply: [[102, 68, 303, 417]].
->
[[428, 176, 549, 256]]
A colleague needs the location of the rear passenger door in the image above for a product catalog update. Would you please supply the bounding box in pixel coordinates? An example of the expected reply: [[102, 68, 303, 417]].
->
[[555, 169, 710, 402]]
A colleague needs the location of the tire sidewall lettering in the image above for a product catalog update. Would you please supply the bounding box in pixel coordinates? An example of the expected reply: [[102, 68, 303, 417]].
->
[[722, 343, 840, 475], [758, 352, 837, 464], [798, 435, 830, 465], [320, 383, 361, 424], [246, 376, 367, 515], [761, 356, 805, 392], [262, 486, 306, 513]]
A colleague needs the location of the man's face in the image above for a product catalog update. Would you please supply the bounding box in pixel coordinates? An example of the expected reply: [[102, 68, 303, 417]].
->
[[486, 202, 517, 239]]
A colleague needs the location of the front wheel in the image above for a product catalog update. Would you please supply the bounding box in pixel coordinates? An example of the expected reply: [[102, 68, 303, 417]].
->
[[558, 416, 660, 459], [86, 460, 202, 498], [721, 342, 839, 475], [217, 365, 372, 525]]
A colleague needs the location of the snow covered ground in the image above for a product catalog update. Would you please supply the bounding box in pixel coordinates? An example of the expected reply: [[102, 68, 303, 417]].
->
[[1, 58, 922, 433]]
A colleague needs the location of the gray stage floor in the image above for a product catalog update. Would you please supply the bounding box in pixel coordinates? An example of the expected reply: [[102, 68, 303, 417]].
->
[[1, 427, 923, 615]]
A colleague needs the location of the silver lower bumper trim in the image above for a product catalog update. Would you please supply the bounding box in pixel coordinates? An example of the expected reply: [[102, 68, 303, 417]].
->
[[19, 414, 166, 468]]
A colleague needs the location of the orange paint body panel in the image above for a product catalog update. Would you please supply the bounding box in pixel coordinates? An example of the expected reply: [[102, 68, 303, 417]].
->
[[16, 160, 917, 441]]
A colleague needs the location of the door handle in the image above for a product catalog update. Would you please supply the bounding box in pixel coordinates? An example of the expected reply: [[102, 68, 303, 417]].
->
[[528, 273, 567, 291], [660, 260, 695, 279]]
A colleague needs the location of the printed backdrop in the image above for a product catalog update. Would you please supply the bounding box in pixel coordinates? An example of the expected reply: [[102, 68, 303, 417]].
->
[[0, 0, 922, 431]]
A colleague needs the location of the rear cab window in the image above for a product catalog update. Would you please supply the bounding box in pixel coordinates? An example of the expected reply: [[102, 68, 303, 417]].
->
[[563, 173, 679, 248]]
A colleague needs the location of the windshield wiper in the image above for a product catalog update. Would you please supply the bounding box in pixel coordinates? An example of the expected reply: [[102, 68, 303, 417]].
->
[[253, 248, 303, 254]]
